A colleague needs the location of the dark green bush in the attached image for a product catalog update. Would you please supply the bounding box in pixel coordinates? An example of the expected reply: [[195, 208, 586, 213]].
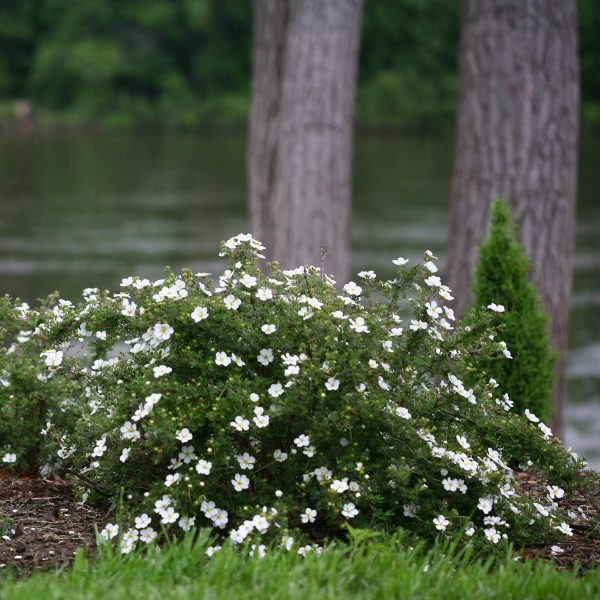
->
[[472, 199, 555, 422]]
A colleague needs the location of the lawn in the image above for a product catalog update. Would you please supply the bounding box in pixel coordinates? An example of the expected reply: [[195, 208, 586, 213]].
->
[[1, 531, 599, 600]]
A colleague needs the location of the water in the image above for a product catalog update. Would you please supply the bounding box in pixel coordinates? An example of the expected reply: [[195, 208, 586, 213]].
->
[[1, 130, 598, 466]]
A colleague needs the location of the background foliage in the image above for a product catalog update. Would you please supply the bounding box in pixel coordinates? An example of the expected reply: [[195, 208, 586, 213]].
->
[[0, 0, 597, 127]]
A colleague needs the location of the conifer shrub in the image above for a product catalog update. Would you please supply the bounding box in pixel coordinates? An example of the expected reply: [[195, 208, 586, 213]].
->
[[1, 235, 584, 555], [472, 199, 555, 422]]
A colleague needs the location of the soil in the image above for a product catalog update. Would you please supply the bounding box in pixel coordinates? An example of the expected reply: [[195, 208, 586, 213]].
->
[[517, 471, 600, 572], [0, 473, 598, 575], [0, 478, 106, 574]]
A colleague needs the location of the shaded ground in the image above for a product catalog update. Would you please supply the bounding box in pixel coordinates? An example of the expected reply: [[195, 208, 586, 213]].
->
[[0, 474, 598, 575], [0, 479, 105, 573], [517, 471, 600, 571]]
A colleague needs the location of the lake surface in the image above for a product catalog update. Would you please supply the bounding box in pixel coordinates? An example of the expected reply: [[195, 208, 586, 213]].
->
[[1, 131, 599, 466]]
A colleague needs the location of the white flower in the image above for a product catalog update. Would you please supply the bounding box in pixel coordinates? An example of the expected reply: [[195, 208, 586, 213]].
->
[[1, 453, 16, 464], [555, 522, 573, 536], [119, 448, 130, 463], [139, 528, 157, 543], [160, 507, 179, 524], [456, 435, 470, 450], [424, 275, 441, 287], [153, 323, 174, 341], [95, 330, 107, 340], [261, 324, 276, 334], [477, 497, 494, 514], [433, 515, 449, 531], [378, 376, 390, 391], [178, 516, 196, 531], [281, 536, 295, 551], [214, 351, 232, 367], [487, 303, 505, 313], [134, 514, 152, 529], [257, 348, 274, 366], [424, 261, 438, 273], [230, 416, 250, 432], [240, 273, 257, 288], [342, 503, 359, 518], [539, 423, 553, 439], [120, 421, 140, 441], [191, 306, 209, 322], [179, 445, 196, 463], [154, 495, 172, 512], [224, 294, 241, 310], [249, 393, 260, 403], [343, 281, 362, 296], [195, 459, 212, 475], [91, 437, 107, 457], [253, 407, 270, 428], [165, 473, 181, 487], [176, 428, 193, 443], [349, 317, 369, 333], [409, 320, 428, 331], [547, 485, 564, 500], [550, 545, 564, 556], [499, 341, 512, 359], [294, 434, 310, 447], [426, 301, 443, 319], [256, 288, 273, 301], [393, 257, 409, 266], [330, 478, 349, 494], [237, 453, 256, 470], [206, 545, 222, 557], [250, 544, 267, 558], [403, 503, 418, 518], [301, 508, 317, 524], [100, 523, 119, 540], [331, 310, 348, 320], [41, 349, 63, 368], [484, 527, 501, 543], [325, 377, 340, 391], [268, 383, 284, 397], [358, 270, 376, 280], [395, 407, 411, 420], [153, 365, 172, 378], [525, 409, 540, 423], [274, 449, 288, 462], [231, 473, 250, 492]]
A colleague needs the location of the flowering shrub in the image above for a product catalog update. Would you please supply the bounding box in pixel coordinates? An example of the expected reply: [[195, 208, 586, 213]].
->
[[0, 294, 83, 475], [21, 235, 585, 554]]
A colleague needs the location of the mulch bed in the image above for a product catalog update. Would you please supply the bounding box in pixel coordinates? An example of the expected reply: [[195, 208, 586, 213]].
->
[[0, 473, 598, 575], [518, 471, 600, 572], [0, 478, 106, 574]]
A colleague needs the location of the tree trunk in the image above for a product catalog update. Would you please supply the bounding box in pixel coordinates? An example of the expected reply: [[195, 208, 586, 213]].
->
[[248, 0, 364, 284], [448, 0, 580, 437]]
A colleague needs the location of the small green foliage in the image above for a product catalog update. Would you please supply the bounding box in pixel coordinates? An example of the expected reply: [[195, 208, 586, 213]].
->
[[472, 199, 555, 422]]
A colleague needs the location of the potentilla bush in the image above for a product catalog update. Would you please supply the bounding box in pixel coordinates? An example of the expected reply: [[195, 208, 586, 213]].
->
[[30, 235, 584, 555], [0, 294, 84, 475]]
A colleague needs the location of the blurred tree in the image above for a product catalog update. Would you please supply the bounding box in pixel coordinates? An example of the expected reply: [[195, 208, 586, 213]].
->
[[448, 0, 580, 436], [248, 0, 363, 283]]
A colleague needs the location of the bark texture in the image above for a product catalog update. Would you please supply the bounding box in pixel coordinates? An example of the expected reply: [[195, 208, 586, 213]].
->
[[448, 0, 580, 436], [248, 0, 363, 283]]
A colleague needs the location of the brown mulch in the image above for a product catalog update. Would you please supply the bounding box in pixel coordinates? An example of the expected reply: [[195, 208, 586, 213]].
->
[[517, 471, 600, 572], [0, 473, 598, 575], [0, 478, 106, 574]]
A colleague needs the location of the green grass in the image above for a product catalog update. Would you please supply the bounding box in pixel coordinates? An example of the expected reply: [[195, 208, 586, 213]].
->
[[1, 531, 598, 600]]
